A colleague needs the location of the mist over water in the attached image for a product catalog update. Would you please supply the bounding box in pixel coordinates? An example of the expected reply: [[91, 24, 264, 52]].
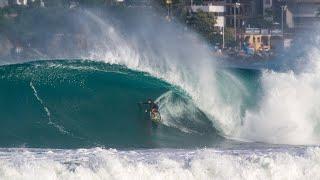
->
[[237, 32, 320, 144], [1, 6, 320, 180], [81, 10, 320, 145], [1, 8, 320, 146]]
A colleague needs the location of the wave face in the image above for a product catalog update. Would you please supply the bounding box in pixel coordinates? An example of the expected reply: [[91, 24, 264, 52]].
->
[[1, 9, 320, 146], [1, 8, 320, 180], [2, 56, 320, 147], [77, 11, 320, 145], [0, 60, 223, 148]]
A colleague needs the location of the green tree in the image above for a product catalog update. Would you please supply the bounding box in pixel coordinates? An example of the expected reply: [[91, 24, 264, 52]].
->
[[264, 8, 274, 21], [317, 8, 320, 17], [224, 28, 236, 47], [188, 10, 217, 44]]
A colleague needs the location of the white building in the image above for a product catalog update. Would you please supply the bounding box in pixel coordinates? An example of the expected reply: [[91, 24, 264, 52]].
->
[[191, 3, 226, 28], [9, 0, 28, 6]]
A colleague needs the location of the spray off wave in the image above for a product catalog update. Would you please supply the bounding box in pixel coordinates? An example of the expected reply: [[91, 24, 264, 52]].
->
[[1, 9, 320, 145], [80, 11, 320, 145], [239, 47, 320, 144], [83, 10, 245, 141]]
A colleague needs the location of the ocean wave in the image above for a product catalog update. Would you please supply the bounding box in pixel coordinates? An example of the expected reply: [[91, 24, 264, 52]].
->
[[0, 147, 319, 180]]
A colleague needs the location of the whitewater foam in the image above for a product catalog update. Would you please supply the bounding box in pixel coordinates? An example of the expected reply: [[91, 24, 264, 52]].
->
[[0, 147, 319, 180], [238, 47, 320, 145]]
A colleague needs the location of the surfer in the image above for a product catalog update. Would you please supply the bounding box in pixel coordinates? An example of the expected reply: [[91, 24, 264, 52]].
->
[[142, 99, 159, 113], [141, 99, 161, 123]]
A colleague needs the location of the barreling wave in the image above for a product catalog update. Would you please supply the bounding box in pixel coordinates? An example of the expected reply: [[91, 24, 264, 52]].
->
[[1, 9, 320, 146], [0, 60, 224, 148], [80, 11, 320, 145]]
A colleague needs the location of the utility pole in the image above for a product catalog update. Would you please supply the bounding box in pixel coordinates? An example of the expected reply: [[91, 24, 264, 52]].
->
[[234, 5, 236, 42], [234, 2, 241, 43], [278, 0, 287, 38], [281, 5, 287, 38], [166, 0, 172, 20], [222, 26, 225, 49]]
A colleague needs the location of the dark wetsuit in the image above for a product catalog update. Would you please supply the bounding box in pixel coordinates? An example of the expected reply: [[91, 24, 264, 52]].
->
[[142, 100, 161, 124], [151, 103, 158, 111], [143, 101, 159, 112]]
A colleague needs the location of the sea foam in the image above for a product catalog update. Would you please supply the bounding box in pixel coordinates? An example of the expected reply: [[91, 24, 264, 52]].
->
[[0, 147, 319, 180]]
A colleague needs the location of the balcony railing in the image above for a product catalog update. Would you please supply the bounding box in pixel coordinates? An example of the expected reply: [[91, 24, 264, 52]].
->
[[245, 28, 283, 36]]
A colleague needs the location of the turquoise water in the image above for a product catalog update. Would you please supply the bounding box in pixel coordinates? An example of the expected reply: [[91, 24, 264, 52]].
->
[[1, 59, 320, 179], [0, 60, 228, 149], [0, 7, 319, 179]]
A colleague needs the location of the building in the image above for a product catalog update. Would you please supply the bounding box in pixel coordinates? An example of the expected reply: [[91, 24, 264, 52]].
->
[[224, 0, 254, 29], [8, 0, 27, 6], [251, 0, 263, 17], [191, 1, 226, 28], [243, 27, 282, 52], [8, 0, 46, 7], [0, 0, 8, 7], [286, 0, 320, 32], [191, 0, 255, 29], [124, 0, 152, 7], [263, 0, 273, 16], [250, 0, 284, 22]]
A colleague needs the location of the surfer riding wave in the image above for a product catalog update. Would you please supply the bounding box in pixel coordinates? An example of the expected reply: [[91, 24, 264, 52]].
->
[[141, 99, 161, 123]]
